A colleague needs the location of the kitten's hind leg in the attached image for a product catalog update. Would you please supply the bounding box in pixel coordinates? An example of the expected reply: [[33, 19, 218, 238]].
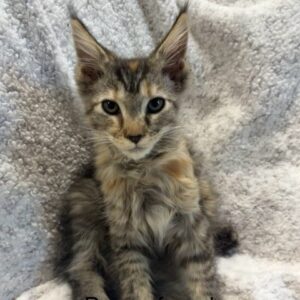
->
[[198, 179, 239, 257], [56, 178, 110, 300]]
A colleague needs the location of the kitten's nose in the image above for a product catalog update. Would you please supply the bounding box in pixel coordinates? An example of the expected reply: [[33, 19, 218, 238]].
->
[[127, 135, 143, 144]]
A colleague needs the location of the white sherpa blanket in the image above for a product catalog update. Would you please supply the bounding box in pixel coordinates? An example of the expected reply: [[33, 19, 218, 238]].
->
[[1, 0, 299, 299]]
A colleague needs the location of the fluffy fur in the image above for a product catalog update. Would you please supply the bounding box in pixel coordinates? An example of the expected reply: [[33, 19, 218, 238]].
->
[[3, 1, 299, 300], [55, 7, 238, 300]]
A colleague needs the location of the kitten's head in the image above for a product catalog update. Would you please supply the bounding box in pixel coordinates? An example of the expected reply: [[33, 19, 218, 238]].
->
[[71, 8, 188, 160]]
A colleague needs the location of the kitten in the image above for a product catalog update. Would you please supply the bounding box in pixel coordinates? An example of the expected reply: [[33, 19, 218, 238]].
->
[[56, 6, 238, 300]]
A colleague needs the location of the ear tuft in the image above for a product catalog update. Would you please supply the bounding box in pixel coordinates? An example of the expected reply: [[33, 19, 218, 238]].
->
[[154, 8, 188, 90], [71, 18, 113, 83]]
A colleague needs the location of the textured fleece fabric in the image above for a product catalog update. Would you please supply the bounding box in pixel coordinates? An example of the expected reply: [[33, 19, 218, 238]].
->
[[0, 0, 299, 299]]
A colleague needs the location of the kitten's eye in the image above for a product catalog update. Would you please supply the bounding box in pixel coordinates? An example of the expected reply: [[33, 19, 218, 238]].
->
[[102, 100, 120, 115], [147, 97, 165, 114]]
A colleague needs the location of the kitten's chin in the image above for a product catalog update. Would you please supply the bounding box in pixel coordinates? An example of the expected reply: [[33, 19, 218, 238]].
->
[[122, 146, 154, 160]]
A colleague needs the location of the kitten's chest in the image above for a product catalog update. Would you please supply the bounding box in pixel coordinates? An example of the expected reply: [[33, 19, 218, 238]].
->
[[98, 148, 199, 249], [99, 150, 199, 246], [102, 170, 177, 242], [142, 199, 175, 248], [102, 155, 197, 208], [137, 160, 198, 244]]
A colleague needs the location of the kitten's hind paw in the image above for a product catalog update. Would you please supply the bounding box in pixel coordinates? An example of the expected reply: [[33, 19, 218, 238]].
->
[[214, 225, 239, 257]]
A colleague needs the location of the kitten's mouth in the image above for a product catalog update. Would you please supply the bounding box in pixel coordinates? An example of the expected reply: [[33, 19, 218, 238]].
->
[[122, 144, 154, 160], [127, 145, 148, 155], [131, 145, 144, 151]]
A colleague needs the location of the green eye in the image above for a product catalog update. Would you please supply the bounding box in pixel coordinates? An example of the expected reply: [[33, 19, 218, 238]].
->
[[147, 97, 165, 114], [102, 100, 120, 115]]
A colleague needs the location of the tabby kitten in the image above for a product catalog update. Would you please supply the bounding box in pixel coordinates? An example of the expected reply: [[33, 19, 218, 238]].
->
[[57, 7, 237, 300]]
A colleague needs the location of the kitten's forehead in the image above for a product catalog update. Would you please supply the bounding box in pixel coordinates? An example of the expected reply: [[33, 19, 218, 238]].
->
[[115, 59, 149, 94]]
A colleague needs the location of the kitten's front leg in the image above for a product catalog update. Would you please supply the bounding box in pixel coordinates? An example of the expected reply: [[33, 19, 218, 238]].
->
[[59, 179, 110, 300], [111, 242, 154, 300], [173, 215, 220, 300]]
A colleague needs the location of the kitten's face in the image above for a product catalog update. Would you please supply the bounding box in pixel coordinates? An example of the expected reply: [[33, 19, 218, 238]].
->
[[71, 9, 188, 160], [85, 60, 179, 160]]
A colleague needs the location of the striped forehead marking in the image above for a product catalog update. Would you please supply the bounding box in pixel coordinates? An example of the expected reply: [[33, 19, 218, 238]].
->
[[128, 60, 140, 72], [115, 59, 148, 94]]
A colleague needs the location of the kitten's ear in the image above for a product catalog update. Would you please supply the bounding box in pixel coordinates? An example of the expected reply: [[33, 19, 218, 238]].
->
[[71, 17, 114, 83], [153, 8, 188, 90]]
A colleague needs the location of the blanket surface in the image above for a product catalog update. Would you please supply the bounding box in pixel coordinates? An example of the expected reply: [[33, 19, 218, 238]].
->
[[0, 0, 299, 299]]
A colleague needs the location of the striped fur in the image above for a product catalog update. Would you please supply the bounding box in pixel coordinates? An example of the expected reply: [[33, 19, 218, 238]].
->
[[57, 6, 238, 300]]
